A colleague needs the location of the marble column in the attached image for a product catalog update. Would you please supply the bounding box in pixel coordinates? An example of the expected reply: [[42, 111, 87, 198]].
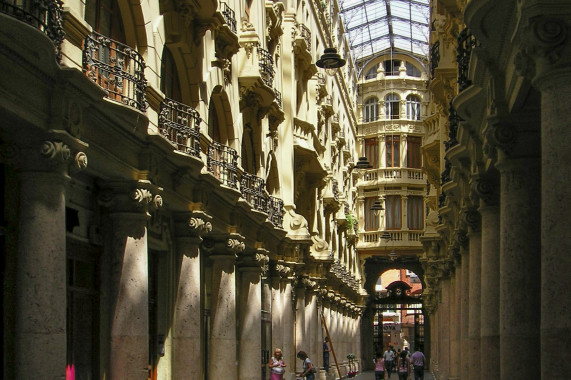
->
[[238, 254, 265, 380], [99, 182, 161, 380], [14, 141, 85, 379], [526, 17, 571, 376], [438, 277, 451, 380], [172, 214, 211, 378], [448, 266, 460, 380], [497, 156, 540, 379], [479, 199, 500, 380], [466, 208, 481, 380], [207, 236, 243, 380]]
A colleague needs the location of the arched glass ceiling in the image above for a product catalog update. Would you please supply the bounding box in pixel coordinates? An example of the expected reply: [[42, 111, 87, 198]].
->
[[339, 0, 430, 62]]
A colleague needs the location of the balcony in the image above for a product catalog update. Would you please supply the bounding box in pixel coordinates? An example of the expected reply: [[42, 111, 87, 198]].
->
[[240, 172, 268, 213], [83, 31, 147, 112], [273, 88, 282, 109], [158, 98, 201, 157], [430, 41, 440, 79], [293, 23, 316, 80], [220, 2, 236, 33], [214, 2, 239, 60], [268, 196, 284, 228], [258, 47, 275, 88], [359, 230, 424, 248], [207, 142, 238, 189], [362, 168, 425, 185], [456, 28, 479, 92], [444, 101, 461, 151], [0, 0, 65, 58]]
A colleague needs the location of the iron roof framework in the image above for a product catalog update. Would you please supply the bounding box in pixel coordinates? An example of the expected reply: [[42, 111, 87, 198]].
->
[[339, 0, 430, 62]]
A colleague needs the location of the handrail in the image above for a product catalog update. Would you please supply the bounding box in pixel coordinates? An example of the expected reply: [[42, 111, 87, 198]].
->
[[158, 98, 201, 157]]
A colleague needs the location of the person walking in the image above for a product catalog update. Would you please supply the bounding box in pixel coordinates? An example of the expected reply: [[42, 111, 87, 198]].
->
[[383, 346, 395, 378], [396, 350, 410, 380], [297, 351, 315, 380], [268, 348, 286, 380], [410, 348, 426, 380], [322, 337, 330, 371], [373, 352, 386, 380]]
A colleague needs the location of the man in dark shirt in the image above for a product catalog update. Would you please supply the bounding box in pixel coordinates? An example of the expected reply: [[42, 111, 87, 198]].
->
[[322, 337, 330, 371]]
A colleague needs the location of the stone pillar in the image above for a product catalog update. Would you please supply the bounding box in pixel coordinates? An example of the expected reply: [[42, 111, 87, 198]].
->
[[472, 176, 500, 379], [282, 275, 295, 375], [172, 213, 211, 378], [102, 183, 162, 380], [521, 14, 571, 376], [238, 251, 267, 380], [448, 264, 460, 380], [497, 154, 541, 380], [459, 243, 470, 380], [14, 141, 86, 379], [295, 283, 306, 374], [438, 277, 451, 380], [466, 208, 481, 380], [205, 236, 244, 380]]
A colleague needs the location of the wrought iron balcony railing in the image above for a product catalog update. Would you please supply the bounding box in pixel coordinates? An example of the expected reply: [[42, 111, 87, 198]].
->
[[0, 0, 65, 58], [268, 196, 284, 228], [83, 31, 147, 111], [207, 142, 238, 189], [158, 98, 201, 157], [440, 158, 451, 186], [456, 28, 479, 92], [299, 23, 312, 51], [220, 1, 236, 34], [274, 88, 282, 109], [430, 41, 440, 79], [332, 179, 339, 201], [258, 47, 274, 87], [444, 101, 461, 151], [240, 173, 268, 213]]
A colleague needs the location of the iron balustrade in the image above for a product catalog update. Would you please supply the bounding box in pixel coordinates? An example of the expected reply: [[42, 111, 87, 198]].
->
[[207, 142, 238, 189], [456, 28, 479, 92], [299, 23, 312, 51], [430, 41, 440, 79], [268, 196, 284, 228], [258, 47, 274, 87], [332, 179, 339, 201], [240, 173, 268, 213], [274, 89, 282, 108], [158, 98, 201, 157], [220, 2, 236, 34], [438, 190, 446, 208], [0, 0, 65, 58], [440, 158, 451, 186], [444, 101, 461, 151], [83, 31, 147, 112]]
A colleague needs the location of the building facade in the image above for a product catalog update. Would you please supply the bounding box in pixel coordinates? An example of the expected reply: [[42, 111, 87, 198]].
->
[[0, 0, 367, 379]]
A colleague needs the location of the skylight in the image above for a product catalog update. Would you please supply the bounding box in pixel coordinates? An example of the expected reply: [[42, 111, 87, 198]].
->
[[339, 0, 430, 62]]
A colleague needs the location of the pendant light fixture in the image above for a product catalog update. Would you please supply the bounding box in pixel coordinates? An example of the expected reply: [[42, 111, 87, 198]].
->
[[317, 0, 346, 76]]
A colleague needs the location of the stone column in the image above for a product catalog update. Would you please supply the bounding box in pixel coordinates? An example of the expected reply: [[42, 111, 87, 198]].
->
[[282, 274, 295, 375], [205, 235, 244, 380], [448, 262, 460, 380], [238, 251, 267, 380], [521, 13, 571, 377], [478, 193, 500, 380], [466, 208, 481, 380], [496, 150, 540, 379], [295, 282, 306, 374], [14, 141, 87, 379], [459, 239, 470, 380], [102, 183, 162, 380], [438, 276, 451, 380], [172, 213, 211, 378]]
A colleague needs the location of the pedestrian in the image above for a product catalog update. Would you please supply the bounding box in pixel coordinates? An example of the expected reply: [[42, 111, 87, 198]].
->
[[322, 337, 330, 371], [396, 350, 410, 380], [297, 350, 315, 380], [383, 345, 395, 378], [373, 352, 386, 380], [410, 347, 426, 380], [268, 348, 286, 380]]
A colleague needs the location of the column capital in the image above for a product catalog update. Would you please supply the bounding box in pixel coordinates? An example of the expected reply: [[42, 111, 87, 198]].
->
[[98, 180, 163, 216], [463, 207, 481, 234], [472, 175, 499, 206], [202, 233, 245, 259], [174, 210, 213, 240]]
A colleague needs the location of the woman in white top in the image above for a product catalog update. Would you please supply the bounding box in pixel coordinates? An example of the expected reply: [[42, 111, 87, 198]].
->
[[269, 348, 286, 380]]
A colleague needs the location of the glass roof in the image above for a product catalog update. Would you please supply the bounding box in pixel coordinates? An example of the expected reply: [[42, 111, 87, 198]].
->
[[339, 0, 430, 62]]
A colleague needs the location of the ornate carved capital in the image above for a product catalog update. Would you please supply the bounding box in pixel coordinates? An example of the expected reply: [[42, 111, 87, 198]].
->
[[485, 122, 518, 156], [188, 217, 213, 237], [98, 180, 163, 216], [464, 207, 481, 233], [473, 176, 498, 206]]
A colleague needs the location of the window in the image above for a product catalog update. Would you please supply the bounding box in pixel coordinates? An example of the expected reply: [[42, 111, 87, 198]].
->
[[406, 62, 421, 77], [386, 195, 402, 229], [365, 138, 378, 168], [386, 135, 400, 167], [85, 0, 124, 42], [384, 60, 400, 76], [364, 97, 379, 122], [160, 48, 182, 102], [365, 64, 378, 79], [407, 136, 422, 168], [385, 94, 400, 119], [364, 197, 379, 231], [408, 196, 424, 230], [406, 95, 421, 120]]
